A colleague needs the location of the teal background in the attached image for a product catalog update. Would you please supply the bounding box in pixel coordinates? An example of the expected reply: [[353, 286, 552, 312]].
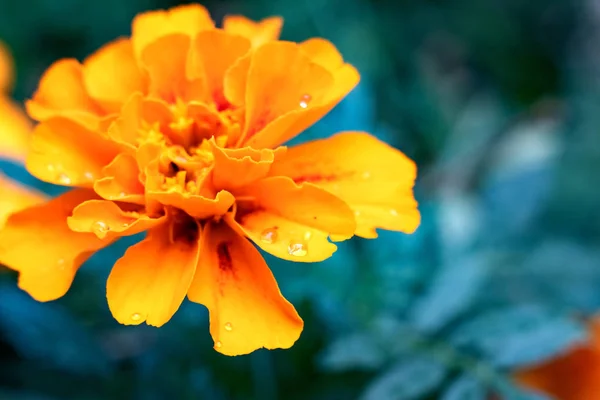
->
[[0, 0, 595, 399]]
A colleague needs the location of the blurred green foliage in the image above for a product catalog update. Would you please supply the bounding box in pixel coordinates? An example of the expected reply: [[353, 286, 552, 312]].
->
[[0, 0, 597, 399]]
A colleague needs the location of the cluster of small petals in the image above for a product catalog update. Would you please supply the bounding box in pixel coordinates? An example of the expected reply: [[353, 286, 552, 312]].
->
[[0, 4, 420, 356]]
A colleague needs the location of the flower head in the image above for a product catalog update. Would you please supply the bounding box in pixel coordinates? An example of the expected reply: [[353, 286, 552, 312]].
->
[[0, 4, 420, 355], [515, 319, 600, 400]]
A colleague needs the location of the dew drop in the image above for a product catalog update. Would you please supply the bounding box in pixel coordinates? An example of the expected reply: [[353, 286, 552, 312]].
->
[[390, 209, 399, 217], [260, 229, 278, 244], [303, 231, 312, 241], [131, 313, 142, 321], [83, 171, 94, 181], [57, 173, 72, 185], [224, 322, 233, 332], [288, 241, 308, 257], [92, 221, 109, 235], [119, 192, 127, 198], [215, 341, 222, 348], [299, 94, 312, 109]]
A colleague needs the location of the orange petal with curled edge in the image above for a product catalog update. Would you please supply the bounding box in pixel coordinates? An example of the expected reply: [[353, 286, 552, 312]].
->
[[188, 30, 251, 109], [106, 219, 200, 327], [147, 189, 235, 220], [83, 38, 147, 114], [131, 4, 214, 61], [187, 220, 303, 356], [0, 96, 32, 163], [0, 189, 109, 301], [93, 153, 145, 204], [223, 51, 251, 108], [68, 200, 166, 240], [244, 51, 359, 149], [141, 33, 194, 103], [269, 132, 420, 238], [239, 41, 334, 147], [0, 174, 46, 228], [223, 15, 283, 48], [230, 176, 355, 262], [210, 139, 286, 190], [26, 117, 120, 187], [26, 59, 103, 129]]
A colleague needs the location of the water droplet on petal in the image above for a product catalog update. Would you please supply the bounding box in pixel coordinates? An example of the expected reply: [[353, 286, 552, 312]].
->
[[260, 229, 278, 244], [92, 221, 109, 235], [288, 241, 308, 257], [215, 341, 222, 348], [299, 94, 312, 109], [46, 164, 56, 172], [224, 322, 233, 332], [57, 173, 72, 185], [119, 192, 127, 198], [131, 313, 142, 321], [390, 209, 399, 217], [303, 231, 312, 241], [83, 171, 94, 181]]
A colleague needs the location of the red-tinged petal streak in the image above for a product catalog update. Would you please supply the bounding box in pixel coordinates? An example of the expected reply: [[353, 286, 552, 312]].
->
[[0, 41, 14, 92], [211, 140, 285, 190], [94, 153, 145, 204], [68, 200, 166, 240], [26, 117, 120, 187], [0, 174, 46, 228], [141, 34, 192, 103], [83, 38, 147, 113], [132, 4, 214, 61], [188, 30, 251, 109], [26, 59, 103, 128], [269, 132, 420, 238], [240, 42, 334, 147], [232, 176, 356, 262], [0, 189, 109, 301], [0, 96, 32, 162], [223, 16, 283, 48], [106, 220, 200, 327], [187, 220, 303, 356]]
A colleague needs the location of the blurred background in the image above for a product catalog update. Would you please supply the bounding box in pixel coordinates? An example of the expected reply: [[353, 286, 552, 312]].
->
[[0, 0, 597, 399]]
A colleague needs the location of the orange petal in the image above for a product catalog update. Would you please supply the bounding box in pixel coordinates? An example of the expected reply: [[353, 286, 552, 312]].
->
[[26, 59, 103, 129], [141, 34, 193, 103], [83, 38, 147, 113], [223, 51, 251, 108], [239, 41, 334, 147], [94, 153, 145, 204], [147, 189, 235, 220], [187, 220, 303, 356], [26, 117, 120, 187], [68, 200, 166, 240], [222, 15, 283, 48], [131, 4, 214, 61], [106, 220, 200, 327], [269, 132, 420, 238], [188, 30, 251, 109], [0, 173, 46, 228], [211, 140, 285, 190], [0, 96, 32, 162], [231, 176, 355, 262], [0, 189, 109, 301], [0, 40, 14, 92]]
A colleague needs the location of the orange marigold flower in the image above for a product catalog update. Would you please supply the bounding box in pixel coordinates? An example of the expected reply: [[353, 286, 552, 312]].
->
[[515, 319, 600, 399], [0, 4, 420, 355]]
